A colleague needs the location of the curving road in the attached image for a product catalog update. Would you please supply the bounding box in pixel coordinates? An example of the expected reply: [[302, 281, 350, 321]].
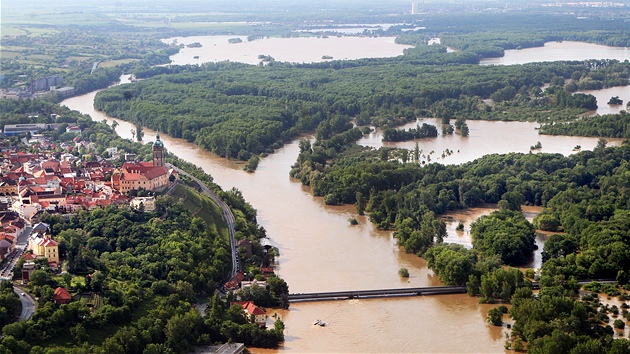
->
[[13, 286, 36, 321], [166, 164, 239, 279]]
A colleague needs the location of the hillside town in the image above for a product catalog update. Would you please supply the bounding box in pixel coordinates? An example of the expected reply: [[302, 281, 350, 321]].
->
[[0, 119, 284, 338], [0, 128, 178, 265]]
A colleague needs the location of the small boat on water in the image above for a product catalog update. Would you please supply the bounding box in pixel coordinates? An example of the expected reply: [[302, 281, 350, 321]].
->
[[314, 319, 326, 327]]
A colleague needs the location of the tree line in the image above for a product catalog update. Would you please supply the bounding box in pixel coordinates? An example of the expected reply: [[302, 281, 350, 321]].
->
[[94, 52, 628, 164]]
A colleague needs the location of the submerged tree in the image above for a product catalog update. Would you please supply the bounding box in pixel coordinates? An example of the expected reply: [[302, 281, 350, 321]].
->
[[134, 123, 144, 141]]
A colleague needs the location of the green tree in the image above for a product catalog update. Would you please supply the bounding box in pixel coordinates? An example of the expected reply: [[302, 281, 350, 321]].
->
[[398, 268, 410, 278], [355, 191, 367, 215], [471, 209, 535, 266], [424, 244, 476, 286], [62, 273, 73, 288], [487, 307, 503, 326], [460, 123, 470, 137], [29, 270, 51, 287]]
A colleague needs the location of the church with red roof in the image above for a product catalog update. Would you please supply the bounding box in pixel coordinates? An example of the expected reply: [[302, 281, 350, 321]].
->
[[111, 133, 174, 192]]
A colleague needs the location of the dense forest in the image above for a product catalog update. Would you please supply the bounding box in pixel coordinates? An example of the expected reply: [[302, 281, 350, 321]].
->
[[94, 54, 628, 162], [382, 123, 437, 142], [540, 111, 630, 139], [4, 204, 283, 353]]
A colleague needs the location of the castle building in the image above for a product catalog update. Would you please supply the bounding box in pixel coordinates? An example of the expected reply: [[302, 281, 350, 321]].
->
[[111, 134, 171, 192]]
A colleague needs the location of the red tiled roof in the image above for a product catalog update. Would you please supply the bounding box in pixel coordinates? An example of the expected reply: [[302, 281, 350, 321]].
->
[[96, 199, 112, 207], [123, 173, 142, 181], [22, 253, 36, 261], [224, 271, 246, 290], [53, 287, 71, 301], [83, 201, 98, 209], [66, 196, 83, 204], [231, 301, 266, 316], [144, 166, 168, 180], [260, 267, 275, 275], [31, 186, 46, 193], [39, 238, 58, 247]]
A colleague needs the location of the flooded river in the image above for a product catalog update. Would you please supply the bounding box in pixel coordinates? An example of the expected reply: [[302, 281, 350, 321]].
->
[[480, 41, 630, 65], [61, 39, 629, 353], [163, 35, 412, 65], [63, 88, 512, 352]]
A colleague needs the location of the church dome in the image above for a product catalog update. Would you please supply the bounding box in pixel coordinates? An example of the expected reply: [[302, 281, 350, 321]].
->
[[153, 132, 164, 148]]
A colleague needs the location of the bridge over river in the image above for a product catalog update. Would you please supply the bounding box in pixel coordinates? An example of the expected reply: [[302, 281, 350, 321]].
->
[[288, 280, 615, 303]]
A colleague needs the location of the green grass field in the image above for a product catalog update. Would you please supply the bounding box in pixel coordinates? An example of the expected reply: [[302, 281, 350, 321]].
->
[[0, 26, 27, 36], [67, 55, 93, 62], [0, 51, 21, 59], [0, 24, 60, 37], [26, 54, 55, 61], [1, 10, 114, 28], [52, 274, 86, 287], [99, 58, 141, 68]]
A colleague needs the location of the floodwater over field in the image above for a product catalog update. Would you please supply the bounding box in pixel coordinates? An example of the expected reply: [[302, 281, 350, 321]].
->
[[359, 118, 623, 166], [62, 39, 629, 353], [162, 35, 412, 65], [579, 85, 630, 117], [480, 41, 630, 66]]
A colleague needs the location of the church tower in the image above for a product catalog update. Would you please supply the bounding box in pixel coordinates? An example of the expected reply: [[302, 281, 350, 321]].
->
[[152, 132, 165, 167]]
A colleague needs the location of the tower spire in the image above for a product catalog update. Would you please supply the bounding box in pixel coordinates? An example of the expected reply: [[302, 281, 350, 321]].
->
[[152, 131, 165, 167]]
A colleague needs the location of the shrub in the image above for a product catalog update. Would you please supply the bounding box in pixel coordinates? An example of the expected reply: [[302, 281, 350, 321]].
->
[[614, 319, 625, 329], [487, 307, 503, 326]]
